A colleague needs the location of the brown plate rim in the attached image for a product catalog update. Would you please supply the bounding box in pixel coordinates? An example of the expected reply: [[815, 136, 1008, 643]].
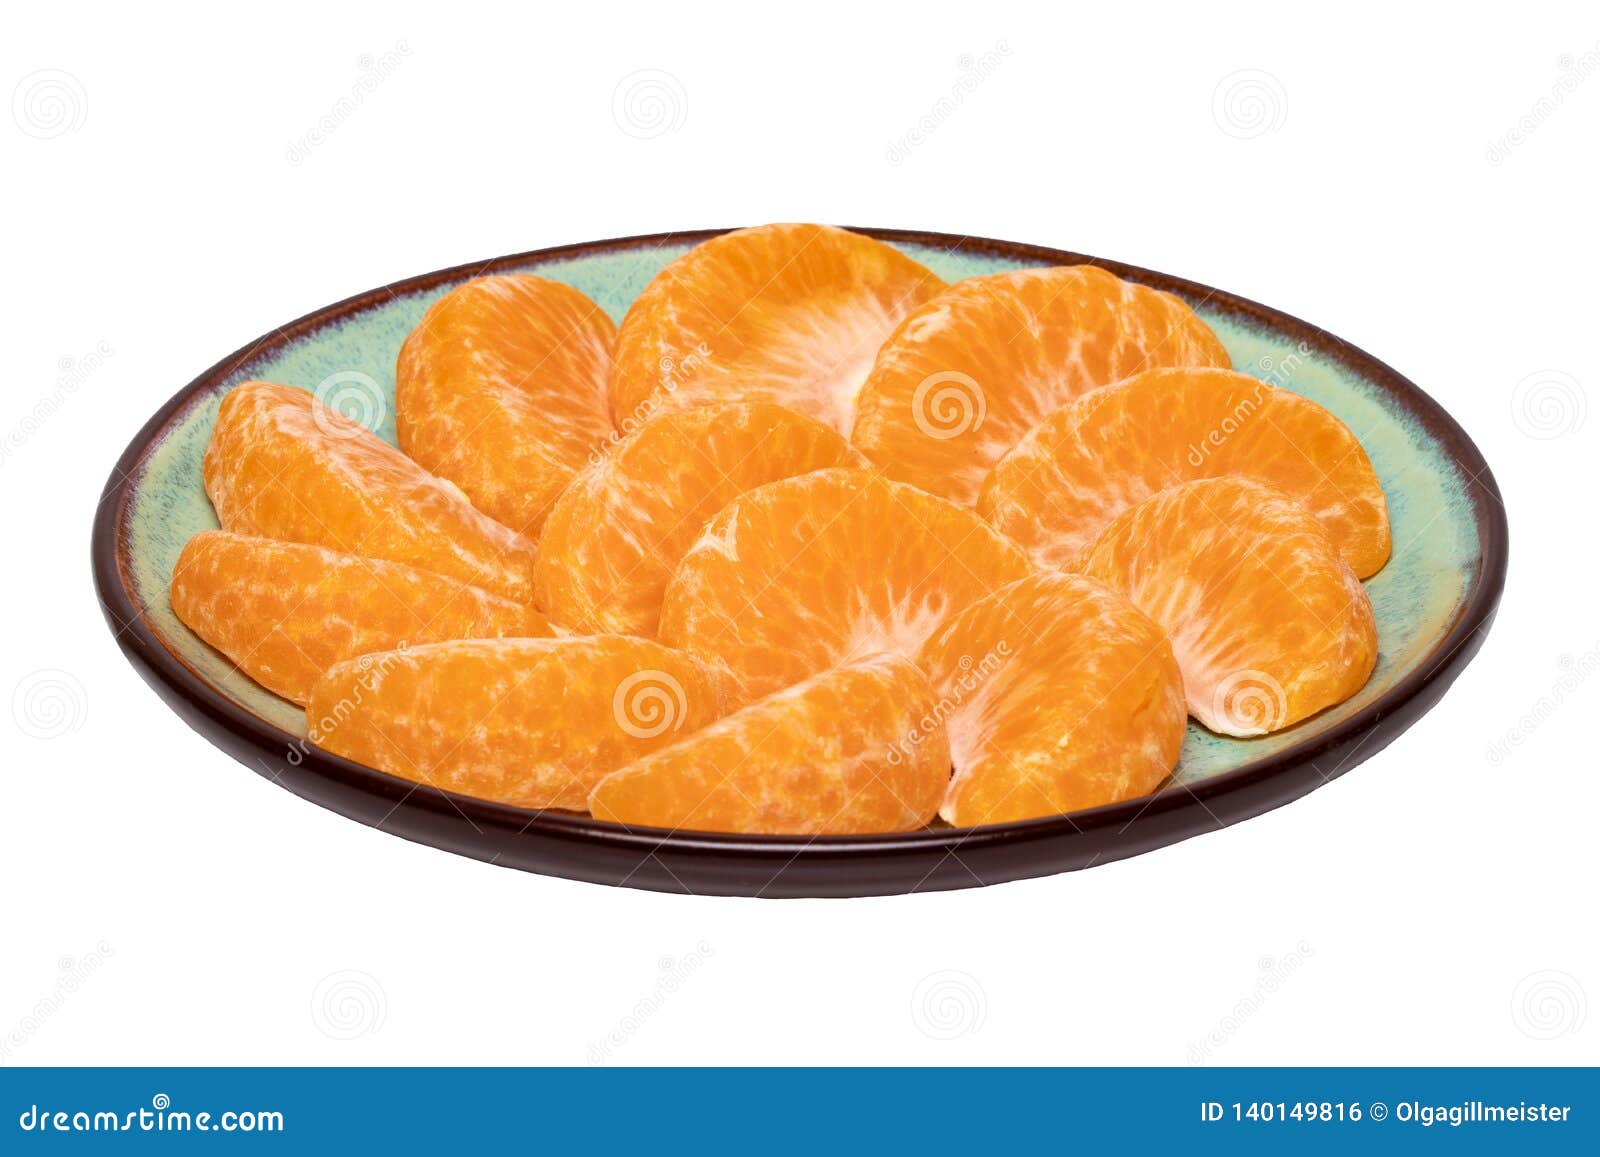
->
[[88, 226, 1510, 897]]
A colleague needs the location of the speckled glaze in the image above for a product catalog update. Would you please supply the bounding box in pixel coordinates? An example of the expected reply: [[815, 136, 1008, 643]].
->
[[92, 228, 1507, 897]]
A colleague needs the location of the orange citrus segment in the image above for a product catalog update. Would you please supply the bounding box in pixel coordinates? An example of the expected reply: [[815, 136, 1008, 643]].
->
[[202, 381, 538, 602], [396, 274, 617, 538], [1077, 477, 1378, 736], [658, 467, 1032, 707], [981, 367, 1391, 576], [306, 636, 720, 810], [169, 531, 551, 704], [589, 654, 948, 835], [609, 224, 946, 435], [917, 572, 1186, 826], [536, 402, 862, 636], [851, 265, 1231, 505]]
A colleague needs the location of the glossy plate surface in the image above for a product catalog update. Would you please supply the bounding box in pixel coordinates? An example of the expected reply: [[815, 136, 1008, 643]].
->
[[90, 228, 1508, 897]]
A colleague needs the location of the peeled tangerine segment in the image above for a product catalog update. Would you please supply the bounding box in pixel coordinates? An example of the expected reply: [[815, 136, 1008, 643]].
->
[[397, 274, 617, 537], [306, 636, 720, 811], [659, 467, 1032, 708], [590, 655, 949, 835], [608, 224, 946, 435], [170, 531, 551, 705], [851, 265, 1230, 506], [203, 381, 538, 603], [536, 402, 861, 636], [917, 573, 1187, 826], [1078, 477, 1378, 737], [981, 367, 1391, 577]]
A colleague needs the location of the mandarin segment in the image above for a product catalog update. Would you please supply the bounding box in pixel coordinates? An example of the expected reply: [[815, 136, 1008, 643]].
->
[[202, 381, 539, 602], [851, 266, 1231, 505], [306, 636, 720, 811], [609, 224, 946, 435], [916, 572, 1185, 826], [981, 367, 1391, 576], [1077, 477, 1378, 737], [397, 274, 617, 537], [535, 402, 862, 636], [185, 227, 1402, 839], [589, 655, 948, 835], [169, 531, 551, 704], [658, 467, 1032, 707]]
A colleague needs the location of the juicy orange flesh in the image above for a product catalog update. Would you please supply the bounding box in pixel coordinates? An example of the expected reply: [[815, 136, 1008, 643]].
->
[[609, 224, 946, 436], [852, 266, 1231, 505], [1077, 477, 1378, 736], [306, 636, 720, 811], [535, 402, 861, 636], [170, 531, 550, 704], [917, 572, 1187, 825], [589, 654, 949, 835], [981, 367, 1391, 576], [658, 467, 1033, 707], [186, 231, 1392, 836], [202, 381, 538, 602], [397, 274, 617, 538]]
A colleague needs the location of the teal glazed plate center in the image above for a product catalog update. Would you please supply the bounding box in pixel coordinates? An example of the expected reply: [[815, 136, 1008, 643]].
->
[[90, 227, 1508, 898]]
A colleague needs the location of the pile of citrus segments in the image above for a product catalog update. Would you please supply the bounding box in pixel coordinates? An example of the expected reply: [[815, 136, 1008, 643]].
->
[[172, 223, 1388, 834]]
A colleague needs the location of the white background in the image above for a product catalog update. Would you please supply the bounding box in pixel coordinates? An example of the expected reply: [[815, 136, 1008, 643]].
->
[[3, 0, 1596, 1066]]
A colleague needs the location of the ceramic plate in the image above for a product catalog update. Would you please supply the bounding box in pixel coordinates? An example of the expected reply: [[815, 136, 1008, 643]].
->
[[91, 227, 1508, 897]]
